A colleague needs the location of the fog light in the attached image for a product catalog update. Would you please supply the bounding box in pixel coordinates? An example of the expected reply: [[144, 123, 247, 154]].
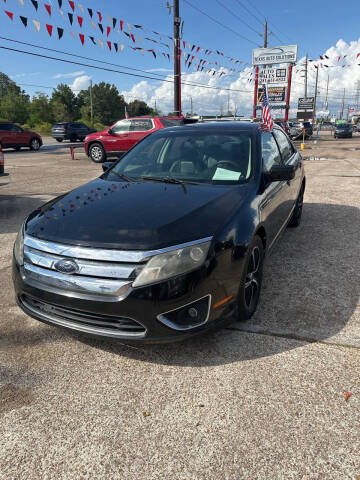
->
[[188, 307, 198, 318], [157, 295, 211, 331]]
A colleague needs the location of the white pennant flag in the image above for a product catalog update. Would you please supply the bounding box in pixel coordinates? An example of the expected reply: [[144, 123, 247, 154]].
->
[[120, 44, 124, 51], [78, 4, 84, 14], [90, 20, 96, 30], [32, 20, 40, 32], [98, 38, 104, 48], [18, 0, 24, 6], [69, 30, 76, 40], [59, 8, 64, 16], [126, 22, 131, 32], [106, 15, 112, 25]]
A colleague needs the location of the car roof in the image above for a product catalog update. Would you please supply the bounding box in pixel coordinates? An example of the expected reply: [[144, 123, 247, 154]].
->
[[154, 121, 280, 133], [0, 121, 13, 124]]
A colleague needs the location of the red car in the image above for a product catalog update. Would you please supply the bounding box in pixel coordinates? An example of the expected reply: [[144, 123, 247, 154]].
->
[[0, 122, 42, 151], [85, 116, 184, 163]]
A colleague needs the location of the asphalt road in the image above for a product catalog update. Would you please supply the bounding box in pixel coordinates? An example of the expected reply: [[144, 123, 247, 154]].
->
[[0, 134, 359, 479]]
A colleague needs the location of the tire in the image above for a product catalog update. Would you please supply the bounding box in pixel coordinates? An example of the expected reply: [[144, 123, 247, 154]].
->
[[56, 138, 63, 143], [30, 138, 41, 151], [89, 143, 106, 163], [70, 135, 77, 143], [79, 137, 85, 142], [237, 235, 264, 321], [288, 184, 304, 228], [14, 146, 21, 151]]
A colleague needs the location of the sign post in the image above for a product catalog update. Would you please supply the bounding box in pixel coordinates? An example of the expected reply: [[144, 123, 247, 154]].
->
[[253, 66, 259, 120], [284, 63, 293, 122]]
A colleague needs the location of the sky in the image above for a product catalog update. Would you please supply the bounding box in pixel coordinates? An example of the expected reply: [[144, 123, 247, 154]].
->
[[1, 0, 360, 117]]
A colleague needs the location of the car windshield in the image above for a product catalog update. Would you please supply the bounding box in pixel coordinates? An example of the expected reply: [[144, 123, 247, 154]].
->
[[336, 124, 349, 129], [105, 130, 254, 185]]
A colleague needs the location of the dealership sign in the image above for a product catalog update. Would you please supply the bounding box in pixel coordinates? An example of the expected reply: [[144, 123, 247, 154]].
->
[[259, 67, 288, 84], [252, 45, 298, 65], [258, 87, 286, 104], [298, 97, 315, 110]]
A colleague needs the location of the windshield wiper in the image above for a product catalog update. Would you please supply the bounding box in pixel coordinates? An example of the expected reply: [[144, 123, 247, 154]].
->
[[110, 171, 135, 182], [141, 176, 200, 185]]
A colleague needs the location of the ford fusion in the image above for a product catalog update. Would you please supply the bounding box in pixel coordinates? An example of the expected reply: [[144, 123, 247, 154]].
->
[[13, 123, 305, 343]]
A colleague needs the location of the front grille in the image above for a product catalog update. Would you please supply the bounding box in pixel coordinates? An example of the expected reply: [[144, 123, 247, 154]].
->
[[21, 295, 146, 337]]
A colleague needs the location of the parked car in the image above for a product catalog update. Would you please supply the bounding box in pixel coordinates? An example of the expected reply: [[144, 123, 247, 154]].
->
[[85, 116, 185, 163], [52, 122, 97, 143], [0, 122, 42, 151], [13, 122, 305, 343], [274, 120, 290, 134], [289, 121, 313, 140], [334, 123, 353, 138]]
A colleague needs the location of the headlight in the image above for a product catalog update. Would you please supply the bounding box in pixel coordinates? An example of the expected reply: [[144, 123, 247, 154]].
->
[[14, 225, 24, 266], [132, 240, 211, 288]]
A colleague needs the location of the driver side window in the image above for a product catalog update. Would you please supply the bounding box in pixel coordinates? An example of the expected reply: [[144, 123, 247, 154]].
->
[[261, 132, 282, 172], [11, 125, 23, 132], [112, 120, 131, 134]]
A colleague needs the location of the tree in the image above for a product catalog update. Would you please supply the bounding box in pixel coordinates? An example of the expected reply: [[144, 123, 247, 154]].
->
[[0, 73, 30, 123], [29, 92, 53, 125], [127, 99, 155, 117], [89, 82, 126, 125], [50, 84, 79, 121]]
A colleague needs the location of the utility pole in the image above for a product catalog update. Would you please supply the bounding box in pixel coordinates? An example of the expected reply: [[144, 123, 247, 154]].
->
[[154, 99, 157, 114], [324, 72, 329, 111], [312, 66, 319, 127], [340, 88, 345, 119], [173, 0, 181, 116], [190, 96, 193, 115], [227, 93, 230, 114], [304, 54, 308, 98], [263, 19, 268, 48], [89, 79, 94, 127], [356, 80, 360, 109]]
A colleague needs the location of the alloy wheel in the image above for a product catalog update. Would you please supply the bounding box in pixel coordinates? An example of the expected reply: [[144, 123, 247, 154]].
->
[[244, 246, 260, 309], [90, 145, 104, 162], [31, 139, 40, 150]]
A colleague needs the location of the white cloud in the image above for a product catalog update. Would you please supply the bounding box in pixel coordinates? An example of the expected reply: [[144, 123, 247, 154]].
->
[[70, 75, 91, 92], [53, 71, 86, 79], [145, 68, 173, 73], [120, 38, 360, 117]]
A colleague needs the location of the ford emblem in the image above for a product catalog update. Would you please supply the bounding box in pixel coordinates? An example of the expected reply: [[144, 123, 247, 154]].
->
[[54, 259, 79, 275]]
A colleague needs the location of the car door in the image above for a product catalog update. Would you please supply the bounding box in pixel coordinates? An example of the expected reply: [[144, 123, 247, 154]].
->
[[103, 119, 132, 153], [127, 119, 156, 149], [273, 128, 302, 218], [77, 123, 89, 139], [259, 130, 290, 247], [11, 124, 28, 146]]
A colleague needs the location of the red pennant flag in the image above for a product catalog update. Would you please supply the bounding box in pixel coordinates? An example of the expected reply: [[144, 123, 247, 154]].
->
[[45, 4, 51, 16], [196, 46, 200, 53], [357, 53, 360, 58], [68, 0, 74, 11], [130, 34, 135, 43], [97, 11, 102, 22], [107, 41, 112, 50], [46, 24, 53, 36], [5, 11, 14, 20], [79, 33, 85, 45], [106, 26, 111, 37], [338, 55, 341, 62], [183, 40, 186, 49], [77, 16, 83, 27], [119, 19, 123, 31]]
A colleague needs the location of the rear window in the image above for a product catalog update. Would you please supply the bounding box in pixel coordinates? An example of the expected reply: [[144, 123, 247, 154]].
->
[[160, 118, 184, 128], [53, 123, 67, 128]]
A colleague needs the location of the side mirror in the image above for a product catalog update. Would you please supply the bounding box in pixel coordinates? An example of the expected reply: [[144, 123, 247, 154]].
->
[[267, 164, 295, 182], [108, 128, 114, 135], [102, 161, 115, 172]]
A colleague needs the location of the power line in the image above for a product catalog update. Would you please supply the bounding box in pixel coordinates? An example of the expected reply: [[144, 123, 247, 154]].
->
[[0, 36, 250, 90], [215, 0, 261, 36], [182, 0, 259, 46], [233, 0, 263, 25], [0, 44, 253, 94]]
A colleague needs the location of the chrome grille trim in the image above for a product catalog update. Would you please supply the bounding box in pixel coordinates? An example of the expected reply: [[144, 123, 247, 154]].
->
[[24, 235, 213, 263], [24, 245, 138, 279], [23, 263, 132, 298], [20, 295, 146, 338]]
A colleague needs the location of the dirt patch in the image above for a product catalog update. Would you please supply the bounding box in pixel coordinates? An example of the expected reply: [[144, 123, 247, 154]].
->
[[0, 383, 34, 414]]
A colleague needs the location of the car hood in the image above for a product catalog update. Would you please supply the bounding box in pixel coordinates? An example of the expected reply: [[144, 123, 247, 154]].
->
[[25, 177, 251, 250], [85, 130, 108, 140]]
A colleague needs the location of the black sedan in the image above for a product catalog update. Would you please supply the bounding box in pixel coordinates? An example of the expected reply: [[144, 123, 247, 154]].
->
[[13, 123, 305, 343], [334, 123, 353, 138]]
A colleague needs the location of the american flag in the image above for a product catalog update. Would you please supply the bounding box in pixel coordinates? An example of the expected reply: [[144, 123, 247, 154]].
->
[[261, 85, 273, 131]]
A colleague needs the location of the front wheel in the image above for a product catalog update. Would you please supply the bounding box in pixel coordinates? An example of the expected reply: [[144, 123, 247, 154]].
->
[[56, 138, 63, 143], [89, 143, 106, 163], [237, 235, 264, 321], [30, 138, 41, 151], [14, 146, 21, 151]]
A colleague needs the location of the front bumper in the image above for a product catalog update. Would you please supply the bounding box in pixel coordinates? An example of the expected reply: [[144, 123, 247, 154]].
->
[[13, 258, 237, 343]]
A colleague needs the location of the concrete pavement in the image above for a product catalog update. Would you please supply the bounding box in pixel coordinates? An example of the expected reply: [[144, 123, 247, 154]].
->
[[0, 135, 359, 479]]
